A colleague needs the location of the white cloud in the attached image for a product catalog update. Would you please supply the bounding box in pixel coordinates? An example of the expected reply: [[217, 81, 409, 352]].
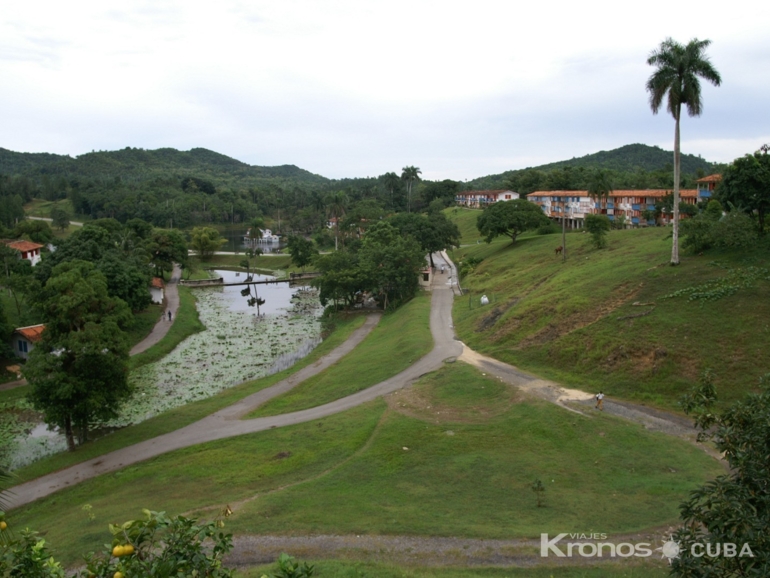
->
[[1, 0, 769, 178]]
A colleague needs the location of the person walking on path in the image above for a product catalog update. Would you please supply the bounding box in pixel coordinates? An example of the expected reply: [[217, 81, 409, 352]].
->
[[595, 391, 605, 411], [130, 264, 182, 356]]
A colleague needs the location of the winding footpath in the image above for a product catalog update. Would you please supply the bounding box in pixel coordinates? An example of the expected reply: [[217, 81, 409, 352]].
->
[[8, 251, 698, 510], [130, 264, 182, 356]]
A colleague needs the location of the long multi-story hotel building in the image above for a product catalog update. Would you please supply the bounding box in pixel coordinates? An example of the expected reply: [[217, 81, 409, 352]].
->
[[527, 175, 721, 228]]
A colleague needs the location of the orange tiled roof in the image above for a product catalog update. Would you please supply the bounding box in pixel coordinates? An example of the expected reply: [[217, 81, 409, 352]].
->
[[463, 190, 515, 195], [15, 324, 45, 342], [528, 189, 697, 199], [151, 277, 165, 289], [696, 174, 722, 183], [4, 240, 44, 252]]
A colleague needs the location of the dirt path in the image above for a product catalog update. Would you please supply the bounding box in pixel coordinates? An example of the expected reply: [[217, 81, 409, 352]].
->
[[130, 264, 182, 356], [8, 251, 706, 509], [225, 529, 673, 569]]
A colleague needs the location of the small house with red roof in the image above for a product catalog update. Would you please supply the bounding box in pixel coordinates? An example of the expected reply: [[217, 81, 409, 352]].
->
[[150, 277, 165, 304], [3, 240, 44, 266], [13, 324, 45, 360]]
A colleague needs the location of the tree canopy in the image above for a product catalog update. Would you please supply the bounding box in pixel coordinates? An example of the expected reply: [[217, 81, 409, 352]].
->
[[189, 226, 226, 258], [672, 372, 770, 576], [716, 147, 770, 233], [476, 199, 550, 244], [25, 260, 132, 451]]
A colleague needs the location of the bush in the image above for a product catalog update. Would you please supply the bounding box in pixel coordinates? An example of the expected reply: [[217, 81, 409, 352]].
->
[[0, 510, 235, 577], [584, 214, 611, 249], [681, 211, 759, 253]]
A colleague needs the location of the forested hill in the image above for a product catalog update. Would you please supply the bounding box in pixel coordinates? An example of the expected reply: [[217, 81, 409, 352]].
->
[[536, 143, 713, 173], [467, 143, 716, 191], [0, 147, 329, 189]]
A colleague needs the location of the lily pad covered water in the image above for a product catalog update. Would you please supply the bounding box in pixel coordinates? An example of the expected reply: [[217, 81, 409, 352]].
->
[[6, 271, 322, 469]]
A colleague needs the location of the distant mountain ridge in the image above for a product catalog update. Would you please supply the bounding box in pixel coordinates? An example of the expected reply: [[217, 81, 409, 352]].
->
[[1, 143, 716, 191], [467, 143, 716, 190], [0, 146, 329, 188]]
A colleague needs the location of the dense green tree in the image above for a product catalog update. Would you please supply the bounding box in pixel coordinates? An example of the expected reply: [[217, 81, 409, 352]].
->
[[671, 373, 770, 576], [422, 179, 460, 205], [286, 236, 317, 270], [149, 228, 188, 276], [389, 212, 460, 268], [401, 166, 421, 213], [359, 221, 424, 309], [25, 261, 132, 451], [716, 147, 770, 233], [36, 225, 152, 311], [12, 220, 53, 244], [584, 214, 612, 249], [325, 191, 348, 251], [314, 250, 366, 309], [476, 199, 550, 244], [587, 169, 613, 208], [189, 226, 226, 258], [647, 37, 722, 265], [50, 207, 70, 231], [380, 172, 403, 210]]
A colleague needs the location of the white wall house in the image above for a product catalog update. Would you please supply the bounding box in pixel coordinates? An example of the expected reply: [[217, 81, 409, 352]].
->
[[3, 240, 44, 266], [455, 190, 519, 208], [150, 277, 165, 304]]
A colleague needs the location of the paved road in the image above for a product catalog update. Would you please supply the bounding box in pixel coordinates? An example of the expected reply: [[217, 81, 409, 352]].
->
[[130, 264, 182, 356], [7, 250, 700, 508], [6, 312, 387, 508], [7, 258, 460, 508], [27, 216, 84, 227], [3, 265, 183, 391]]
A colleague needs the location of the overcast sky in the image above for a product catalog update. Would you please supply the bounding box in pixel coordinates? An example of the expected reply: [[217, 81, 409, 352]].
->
[[2, 0, 769, 181]]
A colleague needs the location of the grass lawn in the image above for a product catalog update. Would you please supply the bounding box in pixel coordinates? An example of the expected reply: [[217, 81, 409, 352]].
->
[[250, 294, 432, 417], [239, 560, 668, 578], [129, 286, 204, 370], [9, 363, 719, 568], [450, 226, 770, 410], [444, 206, 485, 244], [11, 314, 368, 483], [23, 199, 89, 222], [195, 253, 294, 273], [124, 302, 164, 349]]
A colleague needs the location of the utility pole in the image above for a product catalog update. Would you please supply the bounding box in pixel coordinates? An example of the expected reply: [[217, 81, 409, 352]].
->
[[561, 196, 567, 263]]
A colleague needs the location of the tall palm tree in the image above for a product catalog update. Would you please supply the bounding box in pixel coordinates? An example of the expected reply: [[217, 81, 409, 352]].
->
[[381, 172, 401, 210], [646, 38, 721, 265], [587, 169, 613, 211], [325, 191, 349, 250], [401, 166, 422, 213]]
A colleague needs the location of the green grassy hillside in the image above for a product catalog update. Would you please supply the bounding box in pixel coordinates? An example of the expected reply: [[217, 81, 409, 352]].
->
[[10, 364, 720, 566], [448, 223, 770, 410]]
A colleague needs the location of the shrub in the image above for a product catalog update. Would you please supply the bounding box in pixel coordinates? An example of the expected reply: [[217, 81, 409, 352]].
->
[[681, 211, 758, 253], [0, 510, 236, 577], [584, 214, 611, 249]]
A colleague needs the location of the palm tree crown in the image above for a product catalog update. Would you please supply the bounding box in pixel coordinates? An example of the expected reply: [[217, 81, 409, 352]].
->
[[646, 38, 721, 265], [646, 38, 722, 120]]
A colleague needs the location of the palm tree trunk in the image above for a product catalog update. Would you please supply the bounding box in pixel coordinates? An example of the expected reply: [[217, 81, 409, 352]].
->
[[671, 108, 681, 265]]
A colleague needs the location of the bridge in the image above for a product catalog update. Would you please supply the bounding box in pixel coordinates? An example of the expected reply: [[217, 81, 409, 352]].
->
[[180, 272, 321, 288]]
